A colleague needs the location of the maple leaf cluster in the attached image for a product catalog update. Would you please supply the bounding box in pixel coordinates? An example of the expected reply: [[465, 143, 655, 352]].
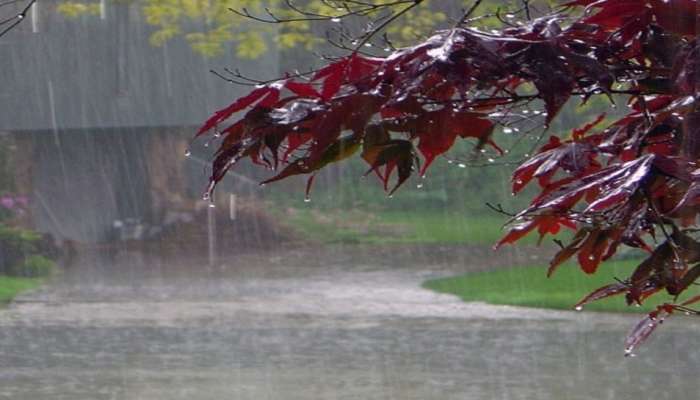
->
[[198, 0, 700, 353]]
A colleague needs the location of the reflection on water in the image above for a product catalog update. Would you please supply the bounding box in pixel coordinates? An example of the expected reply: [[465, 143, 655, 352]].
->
[[0, 246, 698, 400]]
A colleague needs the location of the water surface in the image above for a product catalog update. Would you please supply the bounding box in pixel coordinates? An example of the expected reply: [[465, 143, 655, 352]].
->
[[0, 246, 697, 399]]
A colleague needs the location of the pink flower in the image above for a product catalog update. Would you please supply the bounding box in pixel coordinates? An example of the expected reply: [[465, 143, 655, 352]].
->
[[0, 196, 13, 209]]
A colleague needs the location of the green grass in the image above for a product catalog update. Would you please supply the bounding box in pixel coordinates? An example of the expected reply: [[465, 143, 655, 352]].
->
[[0, 276, 43, 305], [423, 259, 700, 313], [277, 207, 557, 245], [376, 212, 511, 244]]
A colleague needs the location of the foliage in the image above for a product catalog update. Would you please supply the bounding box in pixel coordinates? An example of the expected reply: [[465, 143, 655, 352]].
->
[[262, 149, 530, 212], [0, 137, 53, 278], [0, 223, 41, 252], [0, 224, 56, 277], [0, 194, 29, 222], [7, 255, 55, 278], [56, 1, 101, 17], [143, 0, 275, 58], [56, 0, 451, 58], [196, 0, 700, 352]]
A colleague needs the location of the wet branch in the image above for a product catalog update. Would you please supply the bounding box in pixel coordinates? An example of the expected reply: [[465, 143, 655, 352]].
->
[[0, 0, 34, 38]]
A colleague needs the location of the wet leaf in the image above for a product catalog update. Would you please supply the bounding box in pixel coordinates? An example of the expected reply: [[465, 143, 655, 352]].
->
[[625, 305, 674, 355], [197, 87, 276, 136], [574, 282, 629, 310]]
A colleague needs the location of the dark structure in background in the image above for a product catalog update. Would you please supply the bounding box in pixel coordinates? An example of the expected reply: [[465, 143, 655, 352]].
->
[[2, 1, 279, 242]]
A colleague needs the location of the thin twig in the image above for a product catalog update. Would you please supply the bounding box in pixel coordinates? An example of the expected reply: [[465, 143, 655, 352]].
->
[[0, 0, 34, 38], [456, 0, 484, 27], [353, 0, 424, 50]]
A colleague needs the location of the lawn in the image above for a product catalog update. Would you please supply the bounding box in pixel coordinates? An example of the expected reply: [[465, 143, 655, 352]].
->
[[0, 276, 43, 305], [277, 207, 556, 245], [423, 259, 699, 313]]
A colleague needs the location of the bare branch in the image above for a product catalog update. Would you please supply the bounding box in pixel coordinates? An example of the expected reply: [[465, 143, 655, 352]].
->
[[0, 0, 34, 38], [456, 0, 483, 27], [230, 0, 417, 24]]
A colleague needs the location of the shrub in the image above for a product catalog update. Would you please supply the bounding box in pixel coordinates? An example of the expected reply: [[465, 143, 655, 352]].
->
[[7, 255, 55, 278]]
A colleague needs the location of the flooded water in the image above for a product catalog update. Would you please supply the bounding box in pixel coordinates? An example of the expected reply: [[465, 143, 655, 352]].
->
[[0, 245, 699, 400]]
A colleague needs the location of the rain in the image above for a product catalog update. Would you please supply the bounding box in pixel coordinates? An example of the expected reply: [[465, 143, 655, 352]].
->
[[1, 1, 699, 399]]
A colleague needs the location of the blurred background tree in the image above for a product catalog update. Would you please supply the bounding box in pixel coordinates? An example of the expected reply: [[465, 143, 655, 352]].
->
[[56, 0, 563, 59]]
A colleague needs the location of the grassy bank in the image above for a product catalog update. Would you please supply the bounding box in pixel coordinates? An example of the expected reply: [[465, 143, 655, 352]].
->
[[276, 207, 555, 245], [0, 276, 43, 305], [423, 259, 699, 313]]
